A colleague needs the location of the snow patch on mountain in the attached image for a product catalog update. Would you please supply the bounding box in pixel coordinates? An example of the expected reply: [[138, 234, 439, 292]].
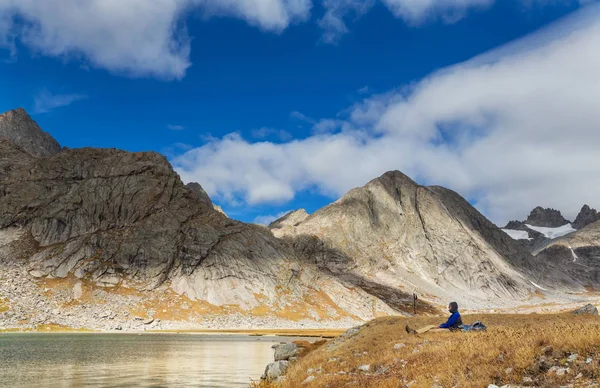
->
[[502, 229, 531, 240], [525, 224, 576, 239]]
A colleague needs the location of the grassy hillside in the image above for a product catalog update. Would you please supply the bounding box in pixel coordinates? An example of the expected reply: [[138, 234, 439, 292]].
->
[[255, 313, 600, 387]]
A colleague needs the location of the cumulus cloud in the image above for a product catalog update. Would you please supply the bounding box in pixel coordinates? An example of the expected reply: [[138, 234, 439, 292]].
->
[[0, 0, 311, 79], [317, 0, 590, 43], [0, 0, 585, 76], [167, 124, 186, 131], [33, 89, 87, 114], [381, 0, 493, 24], [173, 4, 600, 225], [319, 0, 492, 43]]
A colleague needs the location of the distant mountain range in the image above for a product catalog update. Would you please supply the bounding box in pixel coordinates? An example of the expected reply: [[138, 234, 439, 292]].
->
[[501, 205, 599, 252], [0, 108, 598, 330]]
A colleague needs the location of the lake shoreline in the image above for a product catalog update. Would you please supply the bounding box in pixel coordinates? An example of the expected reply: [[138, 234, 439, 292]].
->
[[0, 327, 347, 338]]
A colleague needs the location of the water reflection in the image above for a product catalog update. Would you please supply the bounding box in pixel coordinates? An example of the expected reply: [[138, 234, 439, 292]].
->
[[0, 333, 295, 387]]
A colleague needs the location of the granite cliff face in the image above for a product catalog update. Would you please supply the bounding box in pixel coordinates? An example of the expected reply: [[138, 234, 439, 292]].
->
[[271, 171, 541, 309], [0, 110, 414, 329], [0, 108, 62, 157]]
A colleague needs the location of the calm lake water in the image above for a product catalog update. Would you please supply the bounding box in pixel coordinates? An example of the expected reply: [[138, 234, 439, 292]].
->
[[0, 333, 299, 387]]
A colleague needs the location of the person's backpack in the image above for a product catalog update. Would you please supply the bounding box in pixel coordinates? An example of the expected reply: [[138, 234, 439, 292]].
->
[[462, 321, 487, 332]]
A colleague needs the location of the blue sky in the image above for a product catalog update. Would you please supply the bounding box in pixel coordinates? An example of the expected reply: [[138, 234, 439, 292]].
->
[[1, 0, 599, 225]]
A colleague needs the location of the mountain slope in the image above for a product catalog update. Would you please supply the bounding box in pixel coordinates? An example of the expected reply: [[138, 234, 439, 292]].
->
[[0, 110, 425, 330], [271, 171, 540, 309], [534, 219, 600, 289]]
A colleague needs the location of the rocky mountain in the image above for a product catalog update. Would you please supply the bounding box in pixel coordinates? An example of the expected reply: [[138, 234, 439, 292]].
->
[[0, 109, 419, 331], [525, 207, 570, 228], [1, 108, 598, 331], [502, 205, 598, 252], [270, 171, 545, 309], [573, 205, 600, 230], [534, 219, 600, 290], [0, 108, 62, 157]]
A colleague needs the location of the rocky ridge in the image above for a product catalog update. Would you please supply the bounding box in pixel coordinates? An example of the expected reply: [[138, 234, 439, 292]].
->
[[525, 206, 570, 228], [1, 108, 599, 331], [502, 205, 598, 253], [573, 205, 600, 230], [0, 109, 414, 331], [270, 171, 547, 309], [186, 182, 228, 216], [0, 108, 62, 157]]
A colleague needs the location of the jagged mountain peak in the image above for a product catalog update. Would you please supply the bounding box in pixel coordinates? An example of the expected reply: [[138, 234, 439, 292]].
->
[[525, 206, 570, 228], [0, 108, 62, 157], [573, 204, 599, 230], [186, 182, 213, 207]]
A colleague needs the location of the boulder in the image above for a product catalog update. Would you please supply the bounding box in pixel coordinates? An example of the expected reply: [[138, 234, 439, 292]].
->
[[261, 361, 289, 380], [274, 343, 298, 361], [572, 304, 598, 315]]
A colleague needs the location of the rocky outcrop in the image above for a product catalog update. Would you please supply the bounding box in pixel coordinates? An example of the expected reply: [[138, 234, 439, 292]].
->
[[272, 171, 539, 309], [0, 108, 61, 157], [534, 219, 600, 290], [504, 220, 525, 230], [261, 342, 306, 382], [0, 109, 412, 324], [261, 360, 289, 381], [270, 209, 310, 230], [573, 205, 599, 230], [525, 207, 570, 228], [186, 182, 213, 207], [185, 182, 228, 217], [572, 304, 598, 315]]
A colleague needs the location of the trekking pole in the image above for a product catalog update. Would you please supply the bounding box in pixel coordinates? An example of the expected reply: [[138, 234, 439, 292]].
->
[[413, 293, 417, 315]]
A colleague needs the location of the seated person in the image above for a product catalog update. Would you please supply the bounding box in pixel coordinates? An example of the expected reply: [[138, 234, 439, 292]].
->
[[406, 302, 463, 334], [439, 301, 462, 330]]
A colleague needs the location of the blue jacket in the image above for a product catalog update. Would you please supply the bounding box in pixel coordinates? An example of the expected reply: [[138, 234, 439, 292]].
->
[[440, 311, 462, 329]]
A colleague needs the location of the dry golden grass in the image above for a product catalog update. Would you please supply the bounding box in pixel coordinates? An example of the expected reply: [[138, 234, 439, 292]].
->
[[254, 313, 600, 388], [0, 324, 91, 333], [0, 297, 8, 313], [34, 324, 91, 332]]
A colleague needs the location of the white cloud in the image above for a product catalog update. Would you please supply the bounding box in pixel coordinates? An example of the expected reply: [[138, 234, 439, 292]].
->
[[0, 0, 311, 79], [318, 0, 590, 43], [168, 124, 185, 131], [290, 111, 316, 124], [318, 0, 376, 43], [381, 0, 493, 24], [252, 127, 293, 141], [0, 0, 587, 76], [173, 4, 600, 225], [319, 0, 492, 43], [33, 89, 87, 114]]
